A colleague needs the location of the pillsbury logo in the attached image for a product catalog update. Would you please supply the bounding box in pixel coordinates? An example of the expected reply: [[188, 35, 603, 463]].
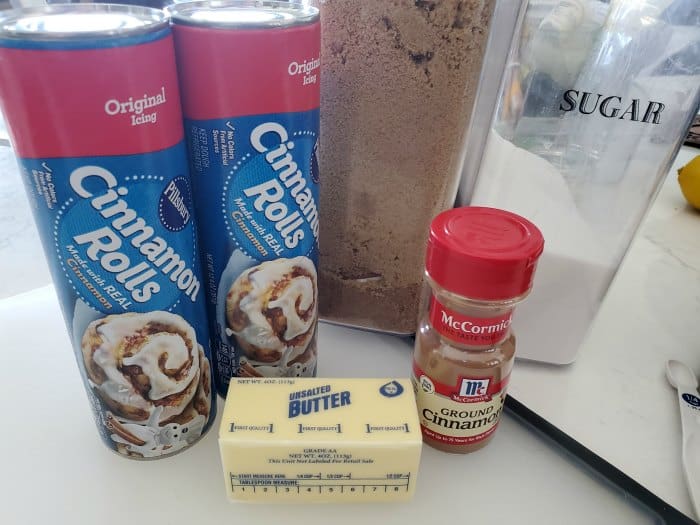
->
[[310, 138, 319, 184], [159, 176, 192, 232]]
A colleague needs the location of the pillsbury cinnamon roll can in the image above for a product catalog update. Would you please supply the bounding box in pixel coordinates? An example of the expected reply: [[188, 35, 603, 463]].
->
[[169, 1, 320, 395], [0, 5, 215, 458]]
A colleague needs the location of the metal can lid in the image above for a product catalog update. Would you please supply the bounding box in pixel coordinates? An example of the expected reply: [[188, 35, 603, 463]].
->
[[0, 4, 167, 41], [167, 0, 319, 29]]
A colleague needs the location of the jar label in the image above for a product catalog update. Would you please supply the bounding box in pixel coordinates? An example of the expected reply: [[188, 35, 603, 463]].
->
[[411, 361, 508, 446], [428, 295, 512, 346]]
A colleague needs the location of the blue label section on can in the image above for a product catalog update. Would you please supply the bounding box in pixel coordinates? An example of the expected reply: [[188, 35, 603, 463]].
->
[[17, 142, 215, 458], [187, 109, 319, 393]]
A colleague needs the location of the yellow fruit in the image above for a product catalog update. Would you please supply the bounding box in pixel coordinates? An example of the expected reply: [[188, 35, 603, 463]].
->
[[678, 155, 700, 210]]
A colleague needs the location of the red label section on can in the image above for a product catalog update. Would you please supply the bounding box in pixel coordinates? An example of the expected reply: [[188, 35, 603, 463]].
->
[[0, 34, 184, 158], [173, 23, 320, 120], [428, 295, 512, 346]]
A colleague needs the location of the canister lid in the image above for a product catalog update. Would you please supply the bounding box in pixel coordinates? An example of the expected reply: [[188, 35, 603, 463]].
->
[[426, 207, 545, 301], [0, 4, 167, 41], [167, 0, 319, 29]]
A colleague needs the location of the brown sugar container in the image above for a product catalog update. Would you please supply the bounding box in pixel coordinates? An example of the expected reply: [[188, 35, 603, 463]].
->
[[319, 0, 496, 334], [412, 207, 544, 453]]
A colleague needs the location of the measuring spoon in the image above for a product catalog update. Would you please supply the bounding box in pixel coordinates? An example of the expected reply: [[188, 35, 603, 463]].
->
[[666, 359, 700, 519]]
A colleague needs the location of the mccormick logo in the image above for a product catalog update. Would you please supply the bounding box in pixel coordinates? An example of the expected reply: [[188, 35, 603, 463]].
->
[[429, 296, 512, 346], [450, 377, 495, 403], [459, 379, 490, 398], [440, 310, 511, 335]]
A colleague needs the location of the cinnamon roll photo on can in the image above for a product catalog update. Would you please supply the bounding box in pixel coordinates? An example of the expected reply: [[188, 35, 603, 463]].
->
[[169, 1, 320, 394], [0, 5, 215, 459]]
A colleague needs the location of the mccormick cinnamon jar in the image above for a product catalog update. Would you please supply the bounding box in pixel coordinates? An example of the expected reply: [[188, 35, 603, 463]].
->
[[411, 207, 544, 453]]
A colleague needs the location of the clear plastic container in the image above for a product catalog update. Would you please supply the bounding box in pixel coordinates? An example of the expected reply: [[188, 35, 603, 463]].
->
[[459, 0, 700, 364], [318, 0, 497, 334]]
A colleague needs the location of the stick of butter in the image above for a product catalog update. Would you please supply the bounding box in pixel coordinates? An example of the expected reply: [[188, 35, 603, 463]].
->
[[219, 378, 422, 503]]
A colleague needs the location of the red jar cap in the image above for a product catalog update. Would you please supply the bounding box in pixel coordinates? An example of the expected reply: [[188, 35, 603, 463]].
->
[[426, 207, 544, 300]]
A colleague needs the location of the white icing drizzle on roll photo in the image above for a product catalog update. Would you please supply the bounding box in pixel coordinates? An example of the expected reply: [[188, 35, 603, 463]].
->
[[81, 311, 205, 425], [226, 256, 318, 370]]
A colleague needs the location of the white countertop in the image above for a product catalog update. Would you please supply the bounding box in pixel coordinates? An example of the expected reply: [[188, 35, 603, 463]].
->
[[0, 144, 697, 523], [0, 286, 664, 524], [510, 147, 700, 518]]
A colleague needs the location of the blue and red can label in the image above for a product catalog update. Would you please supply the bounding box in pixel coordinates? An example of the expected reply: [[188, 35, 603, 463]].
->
[[172, 18, 320, 394], [0, 25, 215, 458]]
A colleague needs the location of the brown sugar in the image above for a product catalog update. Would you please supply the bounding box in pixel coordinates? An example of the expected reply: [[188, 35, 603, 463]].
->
[[318, 0, 496, 333]]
